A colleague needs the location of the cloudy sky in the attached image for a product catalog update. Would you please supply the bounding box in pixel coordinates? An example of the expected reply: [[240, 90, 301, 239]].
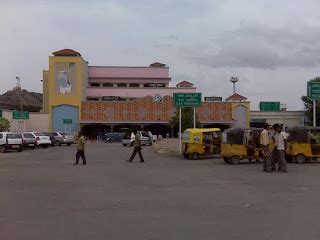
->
[[1, 0, 320, 110]]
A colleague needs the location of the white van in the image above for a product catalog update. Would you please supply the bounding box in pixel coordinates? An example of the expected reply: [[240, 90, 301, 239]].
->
[[0, 132, 23, 153]]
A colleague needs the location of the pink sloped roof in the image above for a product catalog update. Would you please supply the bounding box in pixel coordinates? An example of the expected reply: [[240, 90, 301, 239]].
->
[[225, 93, 247, 101], [88, 66, 170, 79]]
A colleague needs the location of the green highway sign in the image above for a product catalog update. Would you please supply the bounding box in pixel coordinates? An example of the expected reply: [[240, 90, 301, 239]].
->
[[173, 93, 202, 108], [12, 111, 29, 120], [307, 81, 320, 100], [63, 119, 72, 124], [259, 102, 280, 112]]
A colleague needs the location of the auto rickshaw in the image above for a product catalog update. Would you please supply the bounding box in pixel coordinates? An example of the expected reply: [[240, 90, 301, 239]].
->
[[182, 128, 221, 160], [286, 127, 320, 163], [221, 128, 263, 164]]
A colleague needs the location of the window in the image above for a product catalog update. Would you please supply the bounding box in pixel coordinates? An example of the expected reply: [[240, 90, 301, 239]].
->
[[102, 83, 113, 87], [142, 132, 149, 138], [0, 133, 3, 139], [23, 133, 35, 138], [7, 134, 21, 139], [90, 83, 100, 87], [144, 83, 166, 88], [117, 83, 127, 87], [129, 83, 140, 88], [87, 97, 99, 101]]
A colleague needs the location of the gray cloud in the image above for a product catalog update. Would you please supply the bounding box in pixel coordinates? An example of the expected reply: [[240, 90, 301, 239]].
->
[[189, 22, 320, 69]]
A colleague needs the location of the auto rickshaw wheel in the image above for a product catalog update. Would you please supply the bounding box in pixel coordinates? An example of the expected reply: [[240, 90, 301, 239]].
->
[[229, 156, 240, 164], [295, 154, 306, 164], [183, 153, 189, 159], [191, 153, 199, 160], [223, 157, 230, 163]]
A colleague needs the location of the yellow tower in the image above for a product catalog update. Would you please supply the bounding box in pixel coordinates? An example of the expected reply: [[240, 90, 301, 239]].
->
[[44, 49, 88, 132]]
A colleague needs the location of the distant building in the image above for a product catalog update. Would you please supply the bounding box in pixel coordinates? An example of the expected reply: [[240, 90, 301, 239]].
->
[[41, 49, 251, 136]]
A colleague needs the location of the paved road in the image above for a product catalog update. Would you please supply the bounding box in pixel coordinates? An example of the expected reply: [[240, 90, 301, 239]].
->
[[1, 142, 320, 240]]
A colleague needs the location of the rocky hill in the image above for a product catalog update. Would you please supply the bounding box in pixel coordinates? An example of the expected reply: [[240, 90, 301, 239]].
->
[[0, 89, 42, 112]]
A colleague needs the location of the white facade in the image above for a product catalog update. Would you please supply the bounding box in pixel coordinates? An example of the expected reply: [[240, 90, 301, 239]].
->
[[250, 111, 308, 127], [2, 110, 49, 133]]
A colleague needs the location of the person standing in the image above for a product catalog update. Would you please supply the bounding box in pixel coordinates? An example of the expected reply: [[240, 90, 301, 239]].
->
[[74, 132, 86, 165], [261, 123, 272, 172], [276, 125, 288, 173], [127, 130, 144, 163], [271, 124, 279, 171]]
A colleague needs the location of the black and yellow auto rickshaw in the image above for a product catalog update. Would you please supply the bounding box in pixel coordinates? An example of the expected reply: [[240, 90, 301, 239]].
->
[[221, 128, 263, 164], [286, 127, 320, 163], [182, 128, 221, 160]]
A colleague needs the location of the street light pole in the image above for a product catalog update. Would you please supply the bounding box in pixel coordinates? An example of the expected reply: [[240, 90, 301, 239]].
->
[[313, 100, 316, 127], [230, 77, 239, 94], [280, 103, 287, 129]]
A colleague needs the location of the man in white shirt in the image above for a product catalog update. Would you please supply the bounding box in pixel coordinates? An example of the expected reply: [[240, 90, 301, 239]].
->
[[260, 123, 272, 172], [276, 125, 288, 173]]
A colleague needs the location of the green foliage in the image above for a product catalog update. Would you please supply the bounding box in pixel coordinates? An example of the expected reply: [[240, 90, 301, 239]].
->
[[301, 77, 320, 126], [170, 107, 201, 134], [0, 118, 10, 131]]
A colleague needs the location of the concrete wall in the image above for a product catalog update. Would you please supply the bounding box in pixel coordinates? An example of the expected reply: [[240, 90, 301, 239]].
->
[[250, 111, 307, 127], [88, 66, 170, 79], [2, 110, 49, 133], [86, 87, 196, 98]]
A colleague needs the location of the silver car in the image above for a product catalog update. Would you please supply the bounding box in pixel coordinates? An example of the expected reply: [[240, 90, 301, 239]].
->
[[21, 133, 36, 149], [61, 133, 75, 146], [122, 131, 152, 146]]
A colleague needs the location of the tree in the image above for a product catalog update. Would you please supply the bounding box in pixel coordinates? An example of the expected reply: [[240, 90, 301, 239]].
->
[[0, 118, 10, 131], [302, 77, 320, 126], [170, 107, 201, 135]]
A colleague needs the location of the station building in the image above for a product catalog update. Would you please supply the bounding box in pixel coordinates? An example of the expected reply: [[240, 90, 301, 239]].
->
[[42, 49, 251, 136]]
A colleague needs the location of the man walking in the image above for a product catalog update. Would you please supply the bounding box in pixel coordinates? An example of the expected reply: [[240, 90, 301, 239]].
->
[[261, 123, 272, 172], [74, 132, 86, 165], [276, 125, 288, 173], [127, 130, 144, 163]]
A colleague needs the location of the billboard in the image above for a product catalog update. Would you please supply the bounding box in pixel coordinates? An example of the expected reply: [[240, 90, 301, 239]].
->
[[55, 62, 77, 95]]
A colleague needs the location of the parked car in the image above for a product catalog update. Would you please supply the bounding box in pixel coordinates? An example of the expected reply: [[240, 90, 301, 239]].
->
[[105, 132, 126, 143], [0, 132, 23, 153], [21, 132, 37, 149], [122, 131, 152, 146], [60, 132, 75, 146], [25, 132, 51, 148], [43, 132, 57, 146], [49, 132, 64, 146]]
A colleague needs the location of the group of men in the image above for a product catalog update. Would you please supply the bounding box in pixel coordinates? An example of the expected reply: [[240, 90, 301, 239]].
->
[[260, 123, 288, 173]]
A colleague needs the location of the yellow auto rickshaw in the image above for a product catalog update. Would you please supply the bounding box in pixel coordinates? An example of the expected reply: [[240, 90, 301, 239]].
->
[[182, 128, 221, 160], [286, 127, 320, 163], [221, 128, 263, 164]]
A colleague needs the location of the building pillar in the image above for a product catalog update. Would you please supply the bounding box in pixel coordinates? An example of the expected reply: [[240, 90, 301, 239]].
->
[[110, 125, 114, 133]]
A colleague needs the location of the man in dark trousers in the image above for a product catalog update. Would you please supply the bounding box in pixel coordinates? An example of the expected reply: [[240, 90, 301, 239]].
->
[[74, 132, 86, 165], [127, 130, 144, 163], [260, 123, 272, 172]]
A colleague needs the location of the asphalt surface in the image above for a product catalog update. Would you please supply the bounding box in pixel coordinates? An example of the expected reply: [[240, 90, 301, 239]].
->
[[1, 142, 320, 240]]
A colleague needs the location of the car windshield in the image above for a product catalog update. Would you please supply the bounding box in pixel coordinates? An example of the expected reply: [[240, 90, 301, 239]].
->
[[23, 133, 35, 138], [7, 134, 21, 139]]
